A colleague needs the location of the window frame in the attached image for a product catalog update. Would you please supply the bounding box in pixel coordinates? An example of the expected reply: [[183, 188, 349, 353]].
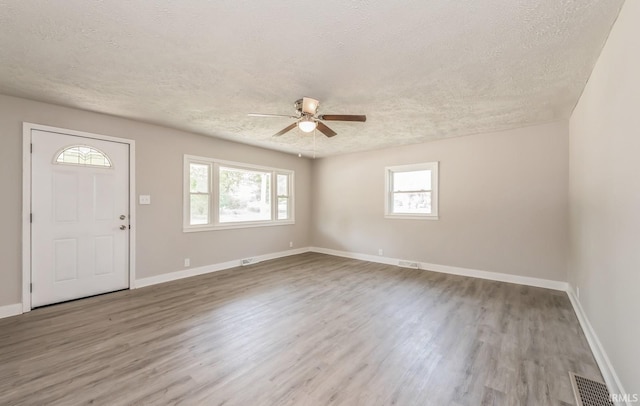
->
[[54, 145, 113, 168], [276, 173, 291, 221], [183, 155, 295, 232], [187, 159, 212, 226], [384, 162, 439, 220]]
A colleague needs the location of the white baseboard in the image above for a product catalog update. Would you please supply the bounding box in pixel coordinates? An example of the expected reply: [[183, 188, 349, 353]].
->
[[566, 287, 629, 405], [10, 245, 626, 403], [136, 245, 566, 291], [0, 303, 23, 320], [134, 247, 310, 288], [309, 246, 568, 291]]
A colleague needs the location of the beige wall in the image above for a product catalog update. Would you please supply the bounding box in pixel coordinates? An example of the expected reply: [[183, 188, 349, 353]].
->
[[0, 94, 312, 307], [311, 122, 569, 281], [569, 0, 640, 394]]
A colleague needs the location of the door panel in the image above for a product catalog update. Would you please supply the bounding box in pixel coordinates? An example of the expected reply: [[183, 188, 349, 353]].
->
[[94, 174, 115, 221], [54, 239, 78, 281], [31, 130, 130, 307], [94, 236, 114, 275], [53, 172, 79, 222]]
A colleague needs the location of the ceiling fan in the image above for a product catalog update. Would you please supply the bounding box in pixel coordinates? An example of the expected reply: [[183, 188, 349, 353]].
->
[[248, 97, 366, 138]]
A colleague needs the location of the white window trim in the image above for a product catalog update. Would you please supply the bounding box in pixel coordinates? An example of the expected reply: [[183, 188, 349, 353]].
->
[[384, 162, 439, 220], [183, 155, 295, 232]]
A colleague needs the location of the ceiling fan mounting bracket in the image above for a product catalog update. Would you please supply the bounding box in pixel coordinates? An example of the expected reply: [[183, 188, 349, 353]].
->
[[295, 97, 320, 116]]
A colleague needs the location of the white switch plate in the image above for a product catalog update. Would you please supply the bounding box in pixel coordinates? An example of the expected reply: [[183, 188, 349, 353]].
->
[[139, 195, 151, 205]]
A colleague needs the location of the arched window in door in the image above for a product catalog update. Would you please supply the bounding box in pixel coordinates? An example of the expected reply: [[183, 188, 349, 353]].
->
[[54, 145, 112, 168]]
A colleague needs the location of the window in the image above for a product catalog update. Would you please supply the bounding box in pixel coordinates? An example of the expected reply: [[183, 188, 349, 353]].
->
[[219, 166, 271, 223], [184, 156, 294, 231], [189, 162, 210, 225], [385, 162, 438, 219], [55, 145, 112, 167], [276, 173, 290, 220]]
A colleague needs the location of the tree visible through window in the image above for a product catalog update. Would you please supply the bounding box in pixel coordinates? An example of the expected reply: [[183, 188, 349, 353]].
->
[[189, 163, 210, 225], [219, 167, 271, 223], [385, 162, 439, 219], [184, 156, 294, 230], [277, 174, 290, 220], [392, 170, 432, 214]]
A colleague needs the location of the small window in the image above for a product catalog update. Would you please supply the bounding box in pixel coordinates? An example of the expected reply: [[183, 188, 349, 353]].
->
[[385, 162, 439, 219], [276, 173, 291, 220], [184, 156, 294, 231], [189, 162, 210, 225], [55, 145, 112, 167]]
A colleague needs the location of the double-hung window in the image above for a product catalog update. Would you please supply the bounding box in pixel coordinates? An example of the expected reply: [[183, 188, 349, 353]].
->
[[385, 162, 439, 219], [184, 156, 294, 231]]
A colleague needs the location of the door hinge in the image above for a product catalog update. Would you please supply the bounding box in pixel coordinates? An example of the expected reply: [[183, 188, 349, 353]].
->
[[30, 283, 33, 293], [30, 213, 33, 223], [30, 143, 33, 153]]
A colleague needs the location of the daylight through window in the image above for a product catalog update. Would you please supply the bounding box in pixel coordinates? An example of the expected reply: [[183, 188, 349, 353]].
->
[[385, 162, 439, 219], [184, 156, 294, 230], [55, 145, 112, 168]]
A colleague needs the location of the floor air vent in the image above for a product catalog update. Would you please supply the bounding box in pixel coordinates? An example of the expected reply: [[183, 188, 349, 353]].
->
[[241, 257, 259, 266], [570, 372, 614, 406]]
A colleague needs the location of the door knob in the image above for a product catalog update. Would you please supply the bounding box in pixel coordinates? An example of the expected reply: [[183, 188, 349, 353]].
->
[[120, 215, 126, 220], [120, 225, 127, 230]]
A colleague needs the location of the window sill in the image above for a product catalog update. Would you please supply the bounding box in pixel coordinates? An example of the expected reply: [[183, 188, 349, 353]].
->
[[384, 214, 439, 220], [184, 220, 295, 232]]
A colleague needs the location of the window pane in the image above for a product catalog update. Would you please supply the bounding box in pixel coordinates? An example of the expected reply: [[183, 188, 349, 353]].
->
[[190, 163, 209, 193], [190, 194, 209, 225], [393, 170, 431, 192], [55, 146, 112, 167], [392, 191, 431, 214], [277, 197, 289, 220], [219, 167, 271, 223], [277, 174, 289, 196]]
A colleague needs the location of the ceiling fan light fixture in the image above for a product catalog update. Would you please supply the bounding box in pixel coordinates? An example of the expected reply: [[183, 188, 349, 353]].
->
[[250, 97, 365, 138], [298, 118, 317, 133]]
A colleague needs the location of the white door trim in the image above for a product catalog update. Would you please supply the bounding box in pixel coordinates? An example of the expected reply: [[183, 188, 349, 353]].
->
[[22, 122, 136, 313]]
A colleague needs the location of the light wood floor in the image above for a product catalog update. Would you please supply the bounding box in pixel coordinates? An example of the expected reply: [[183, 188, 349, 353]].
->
[[0, 253, 601, 405]]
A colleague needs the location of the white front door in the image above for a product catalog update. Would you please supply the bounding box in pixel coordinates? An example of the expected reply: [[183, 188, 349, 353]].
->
[[31, 129, 130, 307]]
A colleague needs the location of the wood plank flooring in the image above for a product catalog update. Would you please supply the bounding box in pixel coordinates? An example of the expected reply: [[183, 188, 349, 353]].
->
[[0, 253, 602, 405]]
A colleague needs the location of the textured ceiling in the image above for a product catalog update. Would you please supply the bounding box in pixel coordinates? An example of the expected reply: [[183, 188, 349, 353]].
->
[[0, 0, 623, 157]]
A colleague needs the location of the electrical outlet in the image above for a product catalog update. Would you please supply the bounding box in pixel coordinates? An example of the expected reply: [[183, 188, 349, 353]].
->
[[378, 249, 383, 256], [289, 241, 293, 248], [184, 258, 190, 267], [139, 195, 151, 205]]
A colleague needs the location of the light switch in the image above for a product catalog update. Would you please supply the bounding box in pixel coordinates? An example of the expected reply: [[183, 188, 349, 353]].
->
[[139, 195, 151, 205]]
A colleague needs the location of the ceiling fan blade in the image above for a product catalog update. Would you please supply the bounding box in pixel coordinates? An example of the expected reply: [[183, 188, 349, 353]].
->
[[301, 97, 320, 115], [318, 114, 367, 122], [317, 121, 337, 138], [273, 122, 297, 137], [249, 113, 298, 118]]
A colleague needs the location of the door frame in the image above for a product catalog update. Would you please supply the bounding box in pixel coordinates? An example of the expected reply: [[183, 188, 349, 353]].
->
[[22, 122, 137, 312]]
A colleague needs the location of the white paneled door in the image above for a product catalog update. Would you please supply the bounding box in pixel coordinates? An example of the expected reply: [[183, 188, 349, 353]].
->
[[31, 130, 130, 307]]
